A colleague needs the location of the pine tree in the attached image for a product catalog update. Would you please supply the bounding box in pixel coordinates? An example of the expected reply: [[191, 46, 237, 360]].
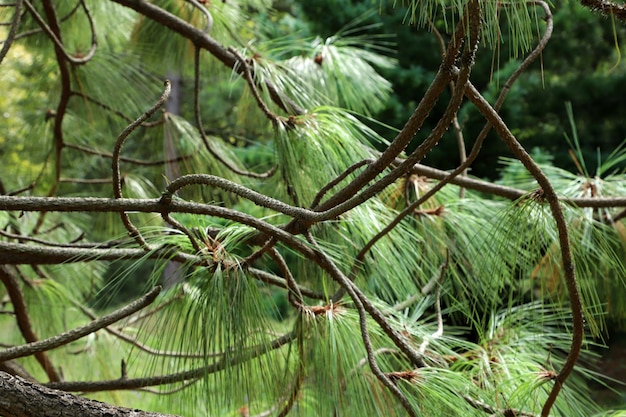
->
[[1, 1, 626, 416]]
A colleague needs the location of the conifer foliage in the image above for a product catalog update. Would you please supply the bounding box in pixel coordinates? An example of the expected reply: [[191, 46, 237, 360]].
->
[[1, 1, 626, 416]]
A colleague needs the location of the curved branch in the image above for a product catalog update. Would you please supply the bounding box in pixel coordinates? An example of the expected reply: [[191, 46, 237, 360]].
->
[[304, 232, 417, 417], [111, 0, 304, 115], [338, 0, 554, 301], [65, 142, 192, 166], [246, 267, 326, 300], [268, 247, 303, 308], [303, 233, 425, 368], [161, 174, 318, 220], [35, 0, 71, 199], [463, 79, 582, 417], [312, 16, 469, 214], [112, 80, 171, 249], [309, 159, 374, 209]]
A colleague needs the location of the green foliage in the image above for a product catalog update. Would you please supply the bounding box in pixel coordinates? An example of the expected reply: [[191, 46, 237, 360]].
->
[[3, 1, 626, 416]]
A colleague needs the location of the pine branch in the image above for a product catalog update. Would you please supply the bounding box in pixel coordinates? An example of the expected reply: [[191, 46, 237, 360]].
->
[[0, 372, 180, 417], [0, 286, 161, 362]]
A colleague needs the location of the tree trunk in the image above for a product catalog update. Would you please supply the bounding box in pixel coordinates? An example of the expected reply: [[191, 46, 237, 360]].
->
[[0, 371, 180, 417]]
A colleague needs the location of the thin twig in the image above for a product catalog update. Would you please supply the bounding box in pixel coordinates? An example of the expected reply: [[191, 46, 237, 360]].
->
[[304, 231, 418, 417], [65, 142, 191, 166], [161, 212, 204, 255], [69, 90, 165, 126], [309, 159, 374, 209], [275, 320, 304, 417], [228, 46, 282, 126], [136, 377, 202, 394], [45, 331, 295, 392], [74, 302, 206, 359], [59, 177, 112, 184], [246, 267, 326, 300], [0, 0, 21, 65], [193, 46, 276, 179], [187, 0, 212, 33], [268, 247, 303, 308]]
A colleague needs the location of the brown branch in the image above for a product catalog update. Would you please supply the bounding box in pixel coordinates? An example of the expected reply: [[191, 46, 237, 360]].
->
[[0, 286, 161, 362], [246, 267, 326, 300], [0, 228, 113, 249], [59, 177, 113, 184], [0, 0, 21, 65], [111, 0, 303, 115], [37, 0, 71, 194], [268, 247, 303, 308], [342, 0, 554, 300], [429, 20, 468, 195], [0, 266, 61, 382], [69, 90, 158, 125], [70, 297, 206, 359], [228, 46, 282, 125], [311, 16, 468, 215], [309, 159, 374, 209], [112, 80, 171, 249], [463, 79, 582, 417], [303, 232, 417, 417], [580, 0, 626, 22], [0, 372, 180, 417], [332, 0, 483, 302]]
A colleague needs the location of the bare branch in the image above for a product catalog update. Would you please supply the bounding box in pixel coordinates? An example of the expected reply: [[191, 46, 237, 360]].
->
[[0, 286, 161, 362]]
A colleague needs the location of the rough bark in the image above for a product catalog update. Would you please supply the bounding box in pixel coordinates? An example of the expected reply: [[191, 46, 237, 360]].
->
[[0, 371, 180, 417]]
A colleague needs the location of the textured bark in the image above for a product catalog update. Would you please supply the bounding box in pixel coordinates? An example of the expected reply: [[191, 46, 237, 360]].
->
[[0, 371, 180, 417]]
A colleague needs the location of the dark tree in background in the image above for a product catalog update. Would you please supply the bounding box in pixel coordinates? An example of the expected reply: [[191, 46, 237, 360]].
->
[[2, 1, 626, 416]]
